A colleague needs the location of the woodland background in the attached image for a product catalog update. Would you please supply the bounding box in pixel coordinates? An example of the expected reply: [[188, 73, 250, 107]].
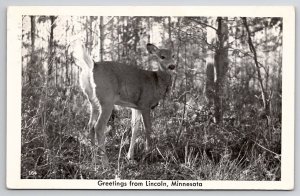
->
[[21, 16, 282, 180]]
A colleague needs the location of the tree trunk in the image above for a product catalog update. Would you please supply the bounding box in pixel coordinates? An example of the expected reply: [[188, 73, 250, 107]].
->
[[65, 20, 70, 86], [170, 18, 182, 95], [30, 16, 36, 57], [147, 17, 151, 69], [85, 17, 89, 51], [48, 16, 56, 84], [117, 16, 121, 61], [133, 17, 141, 66], [133, 17, 140, 53], [99, 16, 104, 62], [214, 17, 229, 124], [205, 63, 214, 106], [122, 17, 129, 63], [29, 16, 36, 84], [168, 17, 174, 49]]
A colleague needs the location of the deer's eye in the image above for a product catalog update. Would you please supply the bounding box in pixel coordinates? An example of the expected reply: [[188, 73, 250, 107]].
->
[[160, 56, 165, 59], [172, 55, 175, 58]]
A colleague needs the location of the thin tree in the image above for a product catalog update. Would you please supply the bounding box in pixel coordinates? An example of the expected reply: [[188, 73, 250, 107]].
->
[[28, 16, 36, 84], [48, 16, 57, 84], [242, 17, 269, 116], [99, 16, 104, 62]]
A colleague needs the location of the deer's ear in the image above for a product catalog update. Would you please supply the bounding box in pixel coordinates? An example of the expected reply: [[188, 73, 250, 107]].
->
[[146, 43, 159, 54]]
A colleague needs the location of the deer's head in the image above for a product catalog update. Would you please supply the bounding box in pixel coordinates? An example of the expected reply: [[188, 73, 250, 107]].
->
[[146, 43, 176, 72]]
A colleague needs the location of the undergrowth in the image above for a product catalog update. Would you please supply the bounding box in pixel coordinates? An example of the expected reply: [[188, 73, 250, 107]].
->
[[21, 85, 281, 180]]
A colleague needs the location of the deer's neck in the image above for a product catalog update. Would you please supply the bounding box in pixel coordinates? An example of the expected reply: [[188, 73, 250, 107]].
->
[[156, 71, 172, 98]]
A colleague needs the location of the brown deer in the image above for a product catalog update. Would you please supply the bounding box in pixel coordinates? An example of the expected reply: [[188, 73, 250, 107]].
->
[[72, 41, 175, 167]]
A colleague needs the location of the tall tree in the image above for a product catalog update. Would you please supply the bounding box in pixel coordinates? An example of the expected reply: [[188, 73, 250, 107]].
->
[[99, 16, 104, 62], [168, 17, 174, 49], [213, 17, 229, 124], [28, 16, 36, 84], [48, 16, 57, 84], [65, 19, 70, 85]]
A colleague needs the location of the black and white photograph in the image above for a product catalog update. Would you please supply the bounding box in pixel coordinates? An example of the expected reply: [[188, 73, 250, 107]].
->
[[6, 6, 295, 190]]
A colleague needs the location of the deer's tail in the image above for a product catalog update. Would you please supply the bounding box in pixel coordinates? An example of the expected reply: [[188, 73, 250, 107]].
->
[[71, 40, 94, 70]]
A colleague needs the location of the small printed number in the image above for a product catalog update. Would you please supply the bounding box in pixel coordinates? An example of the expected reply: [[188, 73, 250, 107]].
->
[[29, 170, 37, 176]]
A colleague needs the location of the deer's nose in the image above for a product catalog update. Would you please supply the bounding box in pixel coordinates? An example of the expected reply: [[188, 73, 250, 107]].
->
[[168, 64, 175, 70]]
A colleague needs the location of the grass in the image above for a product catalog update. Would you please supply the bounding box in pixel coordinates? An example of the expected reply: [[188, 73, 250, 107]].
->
[[21, 85, 281, 180]]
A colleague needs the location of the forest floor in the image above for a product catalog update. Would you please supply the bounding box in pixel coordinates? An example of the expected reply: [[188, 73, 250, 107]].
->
[[21, 87, 281, 180]]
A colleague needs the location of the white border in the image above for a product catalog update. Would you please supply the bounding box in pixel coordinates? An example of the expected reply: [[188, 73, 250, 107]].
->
[[7, 6, 295, 190]]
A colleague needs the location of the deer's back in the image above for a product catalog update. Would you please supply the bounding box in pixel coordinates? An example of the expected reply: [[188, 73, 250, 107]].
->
[[92, 62, 161, 109]]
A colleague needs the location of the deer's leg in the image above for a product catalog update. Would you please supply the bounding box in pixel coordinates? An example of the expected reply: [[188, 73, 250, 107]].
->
[[94, 103, 113, 167], [141, 109, 152, 152], [87, 100, 100, 145], [127, 109, 142, 160]]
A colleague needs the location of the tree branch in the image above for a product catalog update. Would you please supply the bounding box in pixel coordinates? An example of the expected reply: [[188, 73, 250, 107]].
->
[[186, 17, 218, 31]]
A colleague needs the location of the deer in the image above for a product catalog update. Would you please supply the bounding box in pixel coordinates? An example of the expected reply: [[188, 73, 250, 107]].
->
[[72, 41, 176, 167]]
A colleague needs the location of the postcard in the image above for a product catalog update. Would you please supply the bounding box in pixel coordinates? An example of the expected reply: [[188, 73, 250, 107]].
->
[[7, 6, 295, 190]]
